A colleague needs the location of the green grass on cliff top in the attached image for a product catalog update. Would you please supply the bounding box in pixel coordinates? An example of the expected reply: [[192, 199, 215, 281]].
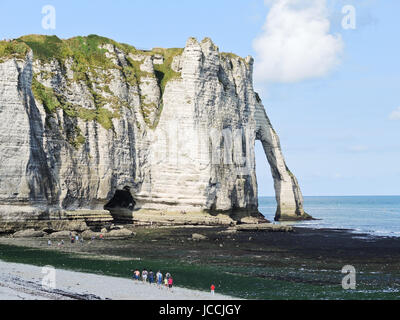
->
[[0, 40, 30, 62], [17, 34, 135, 67], [0, 35, 245, 134], [2, 35, 184, 133], [6, 34, 184, 73], [0, 34, 244, 69]]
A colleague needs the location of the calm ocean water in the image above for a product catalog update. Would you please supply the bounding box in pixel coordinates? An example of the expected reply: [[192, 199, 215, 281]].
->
[[259, 196, 400, 238]]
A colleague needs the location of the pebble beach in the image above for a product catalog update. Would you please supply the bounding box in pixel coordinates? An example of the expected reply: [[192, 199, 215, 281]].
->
[[0, 260, 235, 300]]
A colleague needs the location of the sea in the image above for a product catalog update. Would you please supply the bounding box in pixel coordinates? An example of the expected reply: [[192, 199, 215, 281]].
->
[[259, 196, 400, 238]]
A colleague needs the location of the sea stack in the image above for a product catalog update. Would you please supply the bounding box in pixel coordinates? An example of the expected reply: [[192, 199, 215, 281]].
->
[[0, 35, 311, 231]]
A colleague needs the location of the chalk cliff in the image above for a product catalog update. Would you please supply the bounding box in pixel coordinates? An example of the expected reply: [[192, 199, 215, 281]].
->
[[0, 35, 311, 230]]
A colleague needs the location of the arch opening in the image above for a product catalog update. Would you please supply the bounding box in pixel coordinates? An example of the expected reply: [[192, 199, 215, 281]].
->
[[255, 140, 276, 222]]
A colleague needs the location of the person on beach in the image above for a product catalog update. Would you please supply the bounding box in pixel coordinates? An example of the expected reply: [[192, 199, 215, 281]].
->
[[168, 277, 173, 290], [164, 277, 168, 288], [136, 269, 140, 280], [156, 271, 162, 287], [71, 236, 75, 244], [211, 284, 215, 295], [148, 270, 154, 284], [142, 269, 148, 282], [47, 240, 52, 246]]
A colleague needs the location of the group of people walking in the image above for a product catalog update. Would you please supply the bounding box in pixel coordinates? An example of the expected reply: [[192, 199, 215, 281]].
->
[[132, 269, 173, 289], [70, 234, 84, 244]]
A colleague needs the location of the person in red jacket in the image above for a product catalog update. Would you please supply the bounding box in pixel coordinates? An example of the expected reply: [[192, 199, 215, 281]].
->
[[168, 277, 173, 290], [211, 284, 215, 295]]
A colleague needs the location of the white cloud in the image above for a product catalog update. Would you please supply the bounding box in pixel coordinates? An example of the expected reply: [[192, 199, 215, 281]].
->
[[389, 107, 400, 120], [253, 0, 344, 83]]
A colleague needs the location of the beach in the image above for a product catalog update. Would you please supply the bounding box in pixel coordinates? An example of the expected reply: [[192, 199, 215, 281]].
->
[[0, 260, 235, 300], [1, 225, 400, 300]]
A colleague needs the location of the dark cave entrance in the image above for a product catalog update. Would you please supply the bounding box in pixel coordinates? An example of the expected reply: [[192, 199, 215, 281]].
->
[[104, 186, 136, 219]]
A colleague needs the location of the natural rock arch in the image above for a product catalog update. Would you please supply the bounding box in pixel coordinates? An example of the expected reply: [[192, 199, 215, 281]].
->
[[254, 103, 311, 221]]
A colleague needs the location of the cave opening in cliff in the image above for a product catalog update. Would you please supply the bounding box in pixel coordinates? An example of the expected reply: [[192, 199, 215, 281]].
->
[[104, 186, 136, 213]]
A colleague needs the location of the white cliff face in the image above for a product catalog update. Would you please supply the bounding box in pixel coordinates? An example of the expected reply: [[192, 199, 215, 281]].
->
[[0, 55, 32, 204], [0, 36, 309, 228]]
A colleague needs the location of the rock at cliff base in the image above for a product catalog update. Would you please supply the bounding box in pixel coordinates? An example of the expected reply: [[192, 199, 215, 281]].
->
[[65, 221, 89, 232], [191, 233, 208, 241], [13, 229, 45, 238], [106, 228, 135, 238], [48, 231, 77, 238], [219, 227, 238, 235], [81, 230, 102, 240], [45, 221, 89, 233], [236, 224, 293, 232], [239, 217, 267, 225]]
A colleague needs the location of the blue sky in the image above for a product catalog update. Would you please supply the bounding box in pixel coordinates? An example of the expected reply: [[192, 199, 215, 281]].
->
[[0, 0, 399, 196]]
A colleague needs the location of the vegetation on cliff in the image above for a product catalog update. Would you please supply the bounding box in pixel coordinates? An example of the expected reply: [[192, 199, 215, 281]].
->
[[0, 35, 185, 135], [0, 34, 248, 142], [0, 40, 30, 63], [152, 47, 183, 96]]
